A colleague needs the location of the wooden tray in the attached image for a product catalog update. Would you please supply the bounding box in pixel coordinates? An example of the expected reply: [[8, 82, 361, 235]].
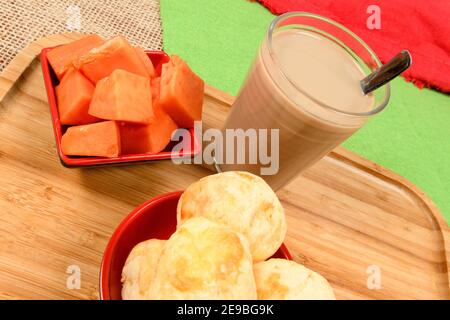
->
[[0, 34, 448, 300]]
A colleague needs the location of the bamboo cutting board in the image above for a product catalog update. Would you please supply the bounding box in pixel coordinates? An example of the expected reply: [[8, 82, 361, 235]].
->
[[0, 34, 449, 300]]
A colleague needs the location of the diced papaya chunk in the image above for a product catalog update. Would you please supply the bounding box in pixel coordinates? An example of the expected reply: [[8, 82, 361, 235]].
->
[[159, 55, 204, 128], [77, 36, 150, 83], [47, 35, 105, 80], [121, 76, 177, 154], [89, 69, 154, 124], [135, 47, 156, 78], [61, 121, 121, 157], [151, 77, 161, 102], [120, 105, 178, 154], [55, 68, 99, 125]]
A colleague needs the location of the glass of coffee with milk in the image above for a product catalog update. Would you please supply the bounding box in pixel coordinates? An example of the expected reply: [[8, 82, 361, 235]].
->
[[218, 12, 410, 190]]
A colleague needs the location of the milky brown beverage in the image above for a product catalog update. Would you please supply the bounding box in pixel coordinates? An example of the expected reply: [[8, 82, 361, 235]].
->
[[219, 27, 381, 190]]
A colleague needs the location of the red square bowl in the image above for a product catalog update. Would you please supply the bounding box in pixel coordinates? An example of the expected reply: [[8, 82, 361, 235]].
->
[[41, 47, 200, 167]]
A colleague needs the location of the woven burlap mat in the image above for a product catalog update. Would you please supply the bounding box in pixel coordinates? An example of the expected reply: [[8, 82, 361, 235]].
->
[[0, 0, 163, 73]]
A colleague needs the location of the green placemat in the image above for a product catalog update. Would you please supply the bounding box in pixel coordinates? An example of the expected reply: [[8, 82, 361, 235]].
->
[[160, 0, 450, 223]]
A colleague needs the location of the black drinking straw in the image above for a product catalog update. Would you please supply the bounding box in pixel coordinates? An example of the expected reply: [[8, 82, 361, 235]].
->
[[360, 50, 412, 95]]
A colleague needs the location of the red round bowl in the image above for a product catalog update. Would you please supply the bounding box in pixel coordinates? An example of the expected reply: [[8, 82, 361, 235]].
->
[[100, 191, 292, 300]]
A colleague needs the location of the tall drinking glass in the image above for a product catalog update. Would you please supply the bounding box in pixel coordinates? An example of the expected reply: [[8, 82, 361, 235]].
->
[[218, 12, 390, 190]]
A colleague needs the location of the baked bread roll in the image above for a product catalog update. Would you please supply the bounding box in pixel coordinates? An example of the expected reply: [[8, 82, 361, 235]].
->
[[253, 258, 335, 300], [121, 239, 165, 300], [149, 217, 257, 299], [177, 171, 286, 262]]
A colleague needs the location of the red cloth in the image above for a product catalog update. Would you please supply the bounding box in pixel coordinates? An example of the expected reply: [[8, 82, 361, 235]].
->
[[258, 0, 450, 92]]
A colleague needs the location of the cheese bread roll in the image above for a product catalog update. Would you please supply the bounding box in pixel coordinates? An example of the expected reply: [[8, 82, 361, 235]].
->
[[177, 171, 286, 262], [254, 259, 335, 300], [121, 239, 165, 300], [150, 217, 257, 299]]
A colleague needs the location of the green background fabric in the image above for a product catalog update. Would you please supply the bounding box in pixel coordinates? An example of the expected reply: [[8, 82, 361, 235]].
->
[[160, 0, 450, 223]]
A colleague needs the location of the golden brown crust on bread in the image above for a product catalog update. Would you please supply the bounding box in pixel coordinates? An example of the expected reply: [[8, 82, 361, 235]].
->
[[177, 172, 286, 262], [254, 259, 335, 300], [150, 217, 257, 299]]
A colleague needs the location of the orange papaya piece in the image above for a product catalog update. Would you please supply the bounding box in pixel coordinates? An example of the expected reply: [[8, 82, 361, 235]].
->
[[61, 121, 121, 157], [121, 75, 177, 154], [135, 47, 156, 78], [47, 35, 105, 80], [55, 68, 99, 125], [120, 105, 178, 154], [77, 36, 150, 83], [159, 55, 204, 128], [89, 69, 154, 124], [151, 77, 161, 103]]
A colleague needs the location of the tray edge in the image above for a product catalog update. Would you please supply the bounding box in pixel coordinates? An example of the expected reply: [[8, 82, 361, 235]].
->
[[1, 33, 448, 290]]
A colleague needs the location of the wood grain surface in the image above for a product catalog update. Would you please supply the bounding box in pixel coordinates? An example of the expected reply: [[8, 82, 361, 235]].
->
[[0, 34, 448, 300]]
